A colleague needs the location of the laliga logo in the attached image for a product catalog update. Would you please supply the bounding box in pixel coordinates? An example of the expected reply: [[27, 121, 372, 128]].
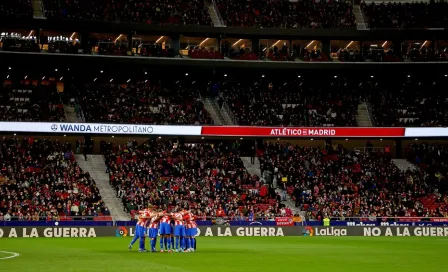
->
[[116, 227, 128, 237], [302, 226, 314, 236]]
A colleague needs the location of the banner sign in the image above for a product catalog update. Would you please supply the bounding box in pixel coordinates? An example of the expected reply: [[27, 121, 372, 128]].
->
[[0, 122, 201, 136], [2, 220, 445, 228], [341, 221, 448, 227], [1, 122, 448, 137], [201, 126, 406, 138], [1, 226, 448, 238], [275, 217, 294, 226]]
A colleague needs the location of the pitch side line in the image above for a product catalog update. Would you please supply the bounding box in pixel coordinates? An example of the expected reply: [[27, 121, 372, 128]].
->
[[0, 251, 20, 260]]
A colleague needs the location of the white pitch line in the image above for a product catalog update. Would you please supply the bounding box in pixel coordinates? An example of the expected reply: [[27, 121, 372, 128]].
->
[[0, 251, 20, 260]]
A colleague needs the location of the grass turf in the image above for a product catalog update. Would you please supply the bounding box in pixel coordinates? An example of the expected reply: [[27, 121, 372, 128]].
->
[[0, 237, 446, 272]]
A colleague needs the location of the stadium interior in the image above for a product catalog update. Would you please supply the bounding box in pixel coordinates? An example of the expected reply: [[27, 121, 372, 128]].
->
[[0, 0, 447, 270]]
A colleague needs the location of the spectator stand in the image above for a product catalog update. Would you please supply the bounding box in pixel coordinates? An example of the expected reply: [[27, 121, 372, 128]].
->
[[103, 139, 283, 219], [361, 1, 448, 29], [220, 76, 359, 126], [0, 137, 109, 221], [217, 0, 356, 28], [76, 80, 213, 125], [259, 140, 447, 220], [42, 0, 212, 26], [0, 0, 33, 19], [0, 81, 66, 122]]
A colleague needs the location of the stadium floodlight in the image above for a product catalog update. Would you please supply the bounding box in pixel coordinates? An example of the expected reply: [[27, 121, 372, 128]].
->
[[232, 39, 243, 47], [199, 38, 209, 46]]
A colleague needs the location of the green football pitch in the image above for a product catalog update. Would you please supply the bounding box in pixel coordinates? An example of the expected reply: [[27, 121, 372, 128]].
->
[[0, 237, 446, 272]]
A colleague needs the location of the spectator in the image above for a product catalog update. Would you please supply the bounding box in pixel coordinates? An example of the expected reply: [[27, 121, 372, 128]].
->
[[77, 81, 213, 125], [361, 1, 448, 29], [218, 0, 356, 28], [43, 0, 212, 26], [104, 139, 281, 219], [0, 137, 108, 220]]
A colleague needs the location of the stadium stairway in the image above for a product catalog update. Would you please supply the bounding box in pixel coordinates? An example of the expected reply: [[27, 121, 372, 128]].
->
[[392, 159, 419, 172], [75, 154, 131, 221], [240, 157, 302, 215], [353, 5, 368, 30], [203, 97, 226, 125], [208, 0, 225, 27], [220, 101, 236, 125], [241, 157, 262, 178], [31, 0, 46, 19], [64, 105, 84, 123], [356, 102, 373, 127]]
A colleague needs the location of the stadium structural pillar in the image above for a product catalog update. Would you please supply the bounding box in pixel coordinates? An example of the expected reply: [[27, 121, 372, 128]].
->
[[322, 39, 330, 58], [36, 28, 42, 46], [171, 35, 180, 54], [325, 138, 332, 152], [396, 139, 402, 158], [252, 38, 260, 57], [80, 32, 91, 54], [392, 40, 401, 56], [217, 36, 222, 52], [127, 33, 133, 51]]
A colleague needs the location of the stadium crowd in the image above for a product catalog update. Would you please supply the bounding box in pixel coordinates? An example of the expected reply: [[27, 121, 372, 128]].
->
[[77, 81, 213, 125], [220, 77, 359, 126], [104, 140, 283, 219], [217, 0, 356, 28], [361, 1, 448, 29], [0, 0, 32, 19], [260, 141, 447, 220], [368, 76, 448, 127], [0, 137, 109, 221], [0, 83, 65, 122], [43, 0, 212, 26]]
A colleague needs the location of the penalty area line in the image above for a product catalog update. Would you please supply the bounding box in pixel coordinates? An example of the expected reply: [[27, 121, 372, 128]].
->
[[0, 251, 20, 260]]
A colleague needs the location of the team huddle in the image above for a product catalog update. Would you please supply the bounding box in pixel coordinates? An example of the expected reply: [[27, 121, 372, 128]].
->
[[128, 208, 198, 253]]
